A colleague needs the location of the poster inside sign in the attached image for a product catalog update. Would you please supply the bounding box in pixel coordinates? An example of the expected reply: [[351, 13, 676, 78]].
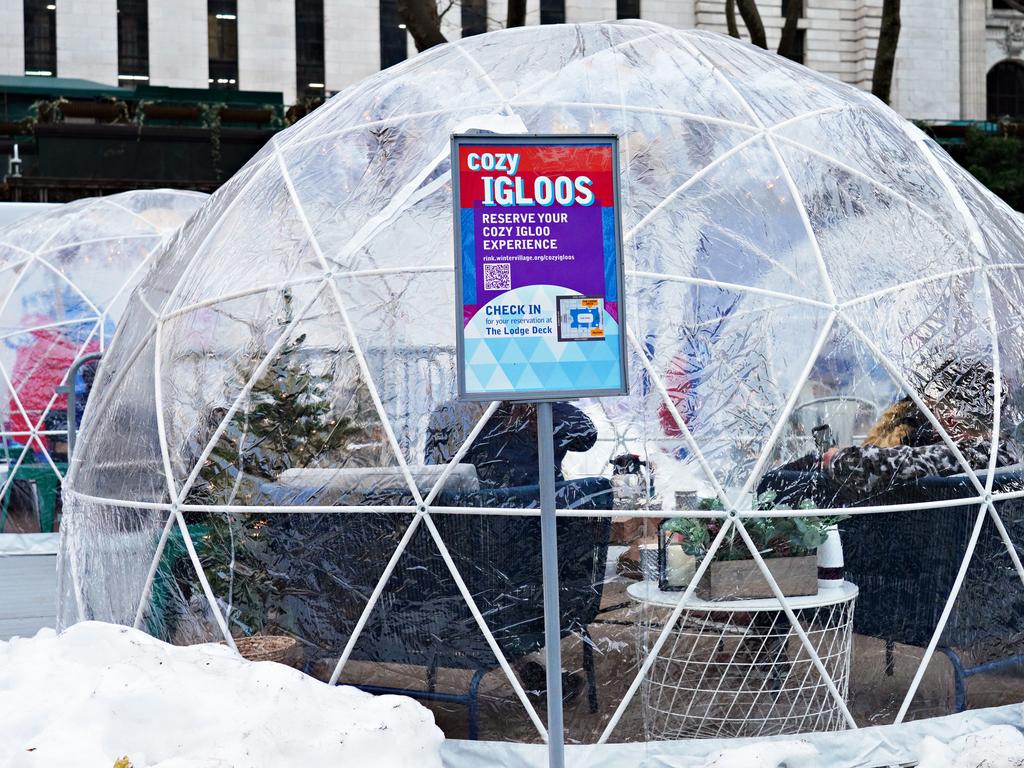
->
[[453, 134, 628, 401]]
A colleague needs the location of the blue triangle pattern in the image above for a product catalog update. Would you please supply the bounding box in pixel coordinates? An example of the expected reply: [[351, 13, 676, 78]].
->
[[558, 342, 587, 363], [499, 339, 529, 364], [469, 364, 496, 387], [531, 362, 574, 390], [486, 365, 513, 390], [572, 362, 596, 387], [527, 340, 557, 364], [582, 337, 617, 362], [515, 365, 543, 390]]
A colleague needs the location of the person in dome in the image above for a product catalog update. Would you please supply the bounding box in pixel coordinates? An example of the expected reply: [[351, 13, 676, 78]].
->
[[423, 399, 599, 703], [807, 358, 1020, 498], [424, 400, 597, 487]]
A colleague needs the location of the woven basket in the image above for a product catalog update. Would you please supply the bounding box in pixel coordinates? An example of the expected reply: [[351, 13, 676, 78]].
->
[[233, 635, 302, 668]]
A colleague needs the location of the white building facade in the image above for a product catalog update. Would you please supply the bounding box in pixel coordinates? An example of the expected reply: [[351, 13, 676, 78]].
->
[[1, 0, 1023, 120]]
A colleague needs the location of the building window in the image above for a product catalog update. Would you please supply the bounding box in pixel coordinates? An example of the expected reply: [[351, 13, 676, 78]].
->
[[23, 0, 57, 77], [462, 0, 487, 37], [988, 60, 1024, 120], [117, 0, 149, 83], [208, 0, 238, 89], [380, 0, 407, 69], [540, 0, 564, 24], [295, 0, 325, 101], [994, 1, 1020, 10], [617, 0, 640, 19]]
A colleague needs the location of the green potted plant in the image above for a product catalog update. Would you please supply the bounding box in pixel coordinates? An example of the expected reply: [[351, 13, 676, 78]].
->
[[658, 491, 844, 600]]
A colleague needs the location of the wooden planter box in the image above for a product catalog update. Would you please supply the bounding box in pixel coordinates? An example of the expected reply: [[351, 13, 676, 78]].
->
[[696, 555, 817, 601]]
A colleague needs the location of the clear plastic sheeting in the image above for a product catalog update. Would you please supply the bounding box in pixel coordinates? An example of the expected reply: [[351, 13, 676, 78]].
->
[[0, 189, 206, 534], [58, 20, 1024, 763]]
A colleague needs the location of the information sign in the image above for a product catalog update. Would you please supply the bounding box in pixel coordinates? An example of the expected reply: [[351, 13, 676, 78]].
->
[[452, 134, 628, 401]]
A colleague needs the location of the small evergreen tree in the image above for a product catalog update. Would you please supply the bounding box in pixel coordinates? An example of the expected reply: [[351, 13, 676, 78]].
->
[[180, 291, 380, 636], [193, 332, 369, 500]]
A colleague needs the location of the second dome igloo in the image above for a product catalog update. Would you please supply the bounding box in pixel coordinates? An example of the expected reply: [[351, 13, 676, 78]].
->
[[59, 20, 1024, 759], [0, 189, 205, 533]]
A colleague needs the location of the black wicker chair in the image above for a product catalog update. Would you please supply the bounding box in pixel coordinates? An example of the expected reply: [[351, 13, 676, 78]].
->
[[254, 475, 614, 737], [759, 466, 1024, 711]]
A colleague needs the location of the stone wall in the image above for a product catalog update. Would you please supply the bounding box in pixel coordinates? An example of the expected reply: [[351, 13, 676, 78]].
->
[[149, 0, 208, 89], [238, 0, 297, 102], [0, 0, 1012, 120], [565, 0, 616, 23], [324, 1, 379, 92], [645, 0, 696, 28], [890, 0, 961, 120], [57, 0, 118, 85], [986, 6, 1024, 70], [0, 0, 24, 77], [693, 0, 967, 119]]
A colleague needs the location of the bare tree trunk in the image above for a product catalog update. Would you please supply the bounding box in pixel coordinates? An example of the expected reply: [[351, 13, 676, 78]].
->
[[736, 0, 767, 49], [507, 0, 527, 27], [726, 0, 740, 39], [398, 0, 448, 52], [778, 0, 802, 61], [871, 0, 901, 104]]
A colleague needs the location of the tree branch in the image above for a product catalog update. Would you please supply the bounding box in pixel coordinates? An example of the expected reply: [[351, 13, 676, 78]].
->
[[778, 0, 802, 61], [871, 0, 901, 105], [736, 0, 768, 49], [398, 0, 448, 52], [1001, 0, 1024, 13], [507, 0, 527, 27], [726, 0, 740, 38]]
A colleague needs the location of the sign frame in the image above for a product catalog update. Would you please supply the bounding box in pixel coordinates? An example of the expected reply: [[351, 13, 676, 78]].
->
[[452, 133, 629, 403]]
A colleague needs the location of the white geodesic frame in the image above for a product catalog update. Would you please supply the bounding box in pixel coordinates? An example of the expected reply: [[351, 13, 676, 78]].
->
[[61, 22, 1024, 750], [0, 190, 206, 520]]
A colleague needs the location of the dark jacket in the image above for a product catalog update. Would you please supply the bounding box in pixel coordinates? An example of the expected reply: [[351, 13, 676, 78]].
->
[[425, 401, 597, 488]]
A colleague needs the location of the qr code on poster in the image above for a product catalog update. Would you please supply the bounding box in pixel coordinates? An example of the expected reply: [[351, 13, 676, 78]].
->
[[483, 262, 511, 292]]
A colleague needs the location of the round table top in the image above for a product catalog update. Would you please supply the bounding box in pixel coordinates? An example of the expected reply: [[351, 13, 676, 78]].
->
[[626, 579, 859, 611]]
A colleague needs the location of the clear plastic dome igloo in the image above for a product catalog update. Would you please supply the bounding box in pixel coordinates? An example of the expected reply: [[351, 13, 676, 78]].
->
[[0, 189, 205, 534], [59, 20, 1024, 763]]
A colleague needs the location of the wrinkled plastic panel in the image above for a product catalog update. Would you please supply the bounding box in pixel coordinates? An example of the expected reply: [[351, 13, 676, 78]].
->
[[0, 189, 205, 533], [57, 21, 1024, 762]]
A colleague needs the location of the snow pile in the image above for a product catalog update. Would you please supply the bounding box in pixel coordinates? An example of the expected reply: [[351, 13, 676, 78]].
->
[[917, 724, 1024, 768], [0, 622, 443, 768], [703, 725, 1024, 768], [704, 740, 818, 767]]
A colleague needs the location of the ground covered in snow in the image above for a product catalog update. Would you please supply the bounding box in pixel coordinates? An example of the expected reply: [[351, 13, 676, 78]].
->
[[3, 621, 1024, 767], [702, 725, 1024, 768], [916, 724, 1024, 768], [0, 622, 444, 768]]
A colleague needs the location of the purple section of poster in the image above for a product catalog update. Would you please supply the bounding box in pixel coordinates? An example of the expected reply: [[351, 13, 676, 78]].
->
[[473, 204, 605, 303]]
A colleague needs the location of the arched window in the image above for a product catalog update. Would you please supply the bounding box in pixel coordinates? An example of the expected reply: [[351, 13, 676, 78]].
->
[[987, 60, 1024, 120]]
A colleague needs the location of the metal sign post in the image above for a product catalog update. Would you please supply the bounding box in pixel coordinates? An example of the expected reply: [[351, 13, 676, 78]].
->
[[536, 400, 565, 768], [451, 133, 627, 766]]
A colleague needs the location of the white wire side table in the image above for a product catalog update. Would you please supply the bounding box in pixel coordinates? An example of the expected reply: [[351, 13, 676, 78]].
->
[[627, 580, 858, 740]]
